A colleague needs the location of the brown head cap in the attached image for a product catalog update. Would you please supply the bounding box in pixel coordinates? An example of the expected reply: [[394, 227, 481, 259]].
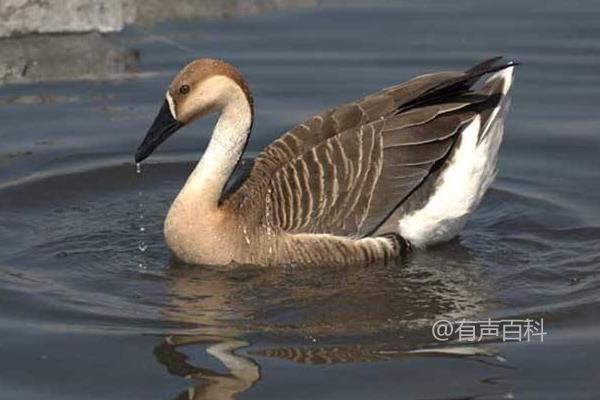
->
[[167, 59, 254, 123]]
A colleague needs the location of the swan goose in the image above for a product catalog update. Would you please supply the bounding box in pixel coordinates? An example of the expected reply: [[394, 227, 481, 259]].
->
[[135, 57, 516, 267]]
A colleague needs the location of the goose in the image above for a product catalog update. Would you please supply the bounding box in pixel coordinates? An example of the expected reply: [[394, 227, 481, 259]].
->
[[135, 57, 516, 267]]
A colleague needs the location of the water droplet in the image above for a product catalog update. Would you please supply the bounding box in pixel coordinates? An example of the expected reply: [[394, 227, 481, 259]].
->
[[135, 163, 148, 271], [305, 335, 318, 343]]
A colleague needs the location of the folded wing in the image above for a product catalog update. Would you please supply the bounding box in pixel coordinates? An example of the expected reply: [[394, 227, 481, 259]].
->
[[225, 57, 515, 237]]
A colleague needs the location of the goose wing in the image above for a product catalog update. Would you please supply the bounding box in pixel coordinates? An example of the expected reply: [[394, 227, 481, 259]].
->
[[228, 58, 514, 237]]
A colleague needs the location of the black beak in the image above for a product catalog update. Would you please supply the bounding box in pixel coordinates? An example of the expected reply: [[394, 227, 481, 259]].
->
[[135, 100, 184, 163]]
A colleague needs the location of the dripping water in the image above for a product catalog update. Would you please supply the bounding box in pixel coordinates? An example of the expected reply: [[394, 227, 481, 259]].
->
[[136, 163, 148, 271]]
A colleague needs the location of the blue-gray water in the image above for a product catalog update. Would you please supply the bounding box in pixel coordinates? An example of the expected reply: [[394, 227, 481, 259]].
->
[[1, 1, 599, 399]]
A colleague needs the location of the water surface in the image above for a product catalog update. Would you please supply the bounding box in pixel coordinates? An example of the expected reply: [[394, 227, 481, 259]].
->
[[1, 1, 599, 399]]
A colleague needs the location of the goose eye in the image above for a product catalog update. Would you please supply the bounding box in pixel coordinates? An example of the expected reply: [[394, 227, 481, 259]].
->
[[179, 84, 190, 95]]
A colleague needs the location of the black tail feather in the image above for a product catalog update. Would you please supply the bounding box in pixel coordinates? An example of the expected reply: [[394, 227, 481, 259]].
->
[[400, 57, 517, 112]]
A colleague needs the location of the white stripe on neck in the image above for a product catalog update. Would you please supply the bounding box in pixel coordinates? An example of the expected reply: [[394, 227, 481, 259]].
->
[[179, 76, 252, 208], [165, 91, 177, 119]]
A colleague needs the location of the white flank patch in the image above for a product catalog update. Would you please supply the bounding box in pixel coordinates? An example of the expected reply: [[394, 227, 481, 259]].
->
[[397, 66, 513, 247]]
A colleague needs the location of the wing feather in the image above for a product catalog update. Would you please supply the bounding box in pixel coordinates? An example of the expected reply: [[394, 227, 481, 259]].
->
[[224, 58, 514, 237]]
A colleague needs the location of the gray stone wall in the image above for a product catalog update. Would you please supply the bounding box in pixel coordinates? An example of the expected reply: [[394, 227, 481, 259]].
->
[[0, 0, 126, 38], [0, 0, 316, 84], [0, 0, 317, 38]]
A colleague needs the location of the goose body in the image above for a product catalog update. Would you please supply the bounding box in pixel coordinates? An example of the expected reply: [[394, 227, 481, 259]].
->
[[135, 57, 515, 267]]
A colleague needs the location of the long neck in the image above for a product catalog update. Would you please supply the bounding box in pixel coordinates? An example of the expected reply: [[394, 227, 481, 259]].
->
[[178, 92, 252, 210]]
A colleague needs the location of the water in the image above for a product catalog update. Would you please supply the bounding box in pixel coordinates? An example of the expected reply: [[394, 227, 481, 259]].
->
[[1, 1, 599, 399]]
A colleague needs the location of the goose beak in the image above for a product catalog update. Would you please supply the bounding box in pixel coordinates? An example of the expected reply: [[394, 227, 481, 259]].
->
[[135, 100, 184, 163]]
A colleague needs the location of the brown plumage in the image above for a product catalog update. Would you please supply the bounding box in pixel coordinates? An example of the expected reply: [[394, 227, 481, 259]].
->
[[135, 57, 516, 267]]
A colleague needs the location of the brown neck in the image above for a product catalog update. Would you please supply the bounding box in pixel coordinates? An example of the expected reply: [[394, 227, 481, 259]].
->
[[175, 79, 253, 212]]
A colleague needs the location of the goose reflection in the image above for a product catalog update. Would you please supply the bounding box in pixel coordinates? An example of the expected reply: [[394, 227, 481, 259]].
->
[[154, 335, 259, 400], [156, 263, 261, 400], [155, 241, 501, 399]]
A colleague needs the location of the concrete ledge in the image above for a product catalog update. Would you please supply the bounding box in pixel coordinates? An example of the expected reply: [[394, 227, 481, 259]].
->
[[0, 0, 317, 38], [0, 0, 125, 38], [0, 0, 316, 84], [0, 32, 139, 84]]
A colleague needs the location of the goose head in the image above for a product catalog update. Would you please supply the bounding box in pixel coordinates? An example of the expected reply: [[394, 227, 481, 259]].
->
[[135, 58, 253, 163]]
